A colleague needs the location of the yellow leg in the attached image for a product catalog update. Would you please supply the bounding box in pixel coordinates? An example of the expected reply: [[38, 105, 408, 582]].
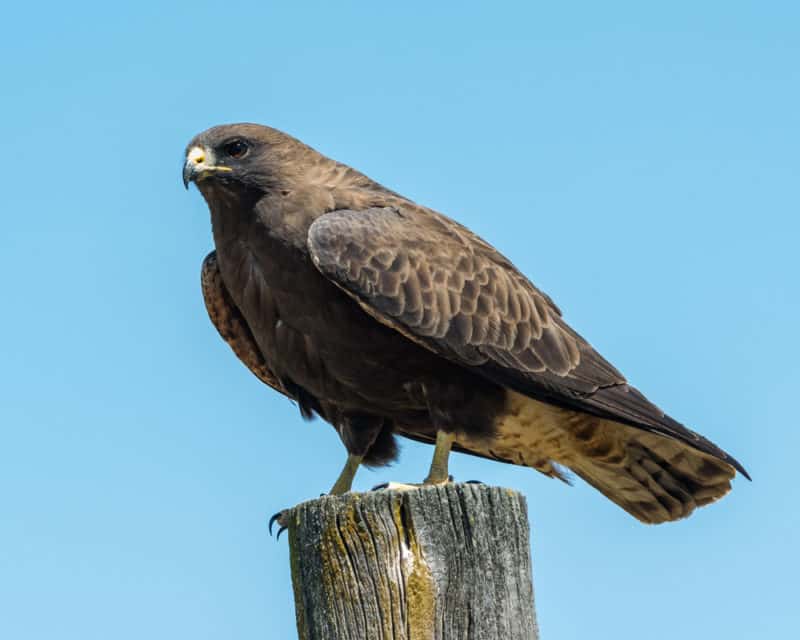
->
[[329, 453, 363, 495], [423, 430, 456, 485]]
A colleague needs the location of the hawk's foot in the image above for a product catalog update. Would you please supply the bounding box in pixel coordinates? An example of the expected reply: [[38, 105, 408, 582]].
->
[[268, 509, 291, 540], [371, 476, 454, 492]]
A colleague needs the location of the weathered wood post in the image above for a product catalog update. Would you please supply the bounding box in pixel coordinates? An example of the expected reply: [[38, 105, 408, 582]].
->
[[287, 483, 539, 640]]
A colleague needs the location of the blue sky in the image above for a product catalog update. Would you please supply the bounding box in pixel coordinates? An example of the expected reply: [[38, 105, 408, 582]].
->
[[1, 2, 797, 638]]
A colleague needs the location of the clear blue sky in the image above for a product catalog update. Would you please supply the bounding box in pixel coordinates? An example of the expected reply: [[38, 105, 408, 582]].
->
[[1, 2, 797, 638]]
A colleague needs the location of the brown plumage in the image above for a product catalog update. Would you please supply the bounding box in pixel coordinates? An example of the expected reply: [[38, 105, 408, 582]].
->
[[184, 123, 748, 524]]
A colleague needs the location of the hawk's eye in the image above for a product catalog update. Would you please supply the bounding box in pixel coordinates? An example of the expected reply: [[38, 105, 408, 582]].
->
[[223, 139, 249, 159]]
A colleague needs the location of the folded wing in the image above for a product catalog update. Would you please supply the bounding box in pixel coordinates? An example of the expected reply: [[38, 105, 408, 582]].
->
[[308, 207, 749, 479]]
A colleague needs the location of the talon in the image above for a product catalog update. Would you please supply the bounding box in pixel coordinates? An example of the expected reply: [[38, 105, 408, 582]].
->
[[371, 482, 390, 491], [276, 525, 288, 540], [268, 510, 290, 537], [268, 513, 280, 536], [465, 479, 484, 485]]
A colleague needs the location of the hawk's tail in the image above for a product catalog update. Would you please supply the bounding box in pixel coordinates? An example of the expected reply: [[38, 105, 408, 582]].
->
[[567, 427, 736, 524]]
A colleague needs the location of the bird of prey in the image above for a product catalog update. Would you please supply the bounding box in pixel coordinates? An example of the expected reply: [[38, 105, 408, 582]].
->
[[183, 123, 748, 524]]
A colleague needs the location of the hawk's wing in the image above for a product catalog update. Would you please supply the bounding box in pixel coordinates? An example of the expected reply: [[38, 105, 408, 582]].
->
[[201, 251, 288, 396], [202, 251, 327, 422], [202, 252, 349, 426], [307, 207, 749, 479]]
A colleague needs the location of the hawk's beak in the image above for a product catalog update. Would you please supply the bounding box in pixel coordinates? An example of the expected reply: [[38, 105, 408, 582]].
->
[[183, 146, 231, 189], [182, 161, 196, 190]]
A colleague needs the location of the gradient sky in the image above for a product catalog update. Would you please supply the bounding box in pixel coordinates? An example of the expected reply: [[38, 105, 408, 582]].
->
[[1, 2, 798, 638]]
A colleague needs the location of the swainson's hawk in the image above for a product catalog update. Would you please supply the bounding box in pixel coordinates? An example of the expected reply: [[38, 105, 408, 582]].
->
[[184, 124, 748, 524]]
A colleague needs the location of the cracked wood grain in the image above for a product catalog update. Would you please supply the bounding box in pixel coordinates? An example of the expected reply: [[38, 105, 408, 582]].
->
[[288, 484, 539, 640]]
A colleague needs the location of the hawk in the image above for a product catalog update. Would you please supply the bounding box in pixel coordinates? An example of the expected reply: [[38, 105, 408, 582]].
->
[[183, 123, 748, 524]]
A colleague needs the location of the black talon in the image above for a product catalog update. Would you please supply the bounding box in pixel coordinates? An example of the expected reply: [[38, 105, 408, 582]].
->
[[276, 525, 288, 540], [371, 482, 390, 491], [268, 512, 281, 537], [465, 479, 484, 485]]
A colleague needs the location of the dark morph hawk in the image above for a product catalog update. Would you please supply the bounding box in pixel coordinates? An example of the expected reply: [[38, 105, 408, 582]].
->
[[183, 123, 748, 524]]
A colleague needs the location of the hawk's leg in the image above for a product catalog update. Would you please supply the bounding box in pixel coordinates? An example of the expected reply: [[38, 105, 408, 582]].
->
[[329, 414, 387, 494], [329, 453, 364, 495], [423, 430, 456, 485]]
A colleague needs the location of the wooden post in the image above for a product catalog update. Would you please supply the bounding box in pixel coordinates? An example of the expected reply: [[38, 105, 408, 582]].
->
[[286, 483, 539, 640]]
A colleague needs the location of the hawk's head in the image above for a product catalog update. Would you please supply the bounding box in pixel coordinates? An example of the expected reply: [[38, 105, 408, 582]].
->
[[183, 123, 307, 196]]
